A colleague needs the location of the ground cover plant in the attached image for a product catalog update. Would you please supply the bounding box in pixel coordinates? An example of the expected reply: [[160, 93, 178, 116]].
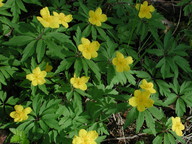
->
[[0, 0, 192, 143]]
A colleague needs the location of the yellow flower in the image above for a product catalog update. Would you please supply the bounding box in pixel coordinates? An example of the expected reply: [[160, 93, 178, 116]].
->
[[129, 90, 154, 112], [26, 67, 47, 86], [139, 79, 156, 94], [0, 0, 4, 7], [172, 117, 185, 136], [53, 12, 73, 28], [72, 129, 98, 144], [88, 7, 107, 26], [112, 51, 133, 72], [78, 38, 100, 60], [70, 74, 89, 91], [37, 7, 60, 28], [45, 63, 53, 72], [10, 105, 32, 122], [135, 1, 155, 19]]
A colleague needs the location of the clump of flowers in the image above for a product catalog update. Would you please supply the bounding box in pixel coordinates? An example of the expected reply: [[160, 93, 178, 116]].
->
[[72, 129, 98, 144], [139, 79, 156, 94], [172, 117, 185, 136], [135, 1, 155, 19], [53, 12, 73, 28], [70, 74, 89, 91], [0, 0, 4, 7], [112, 51, 133, 72], [37, 7, 60, 28], [26, 67, 47, 86], [10, 105, 32, 122], [88, 7, 107, 26], [78, 38, 100, 60], [37, 7, 72, 28], [129, 90, 154, 112]]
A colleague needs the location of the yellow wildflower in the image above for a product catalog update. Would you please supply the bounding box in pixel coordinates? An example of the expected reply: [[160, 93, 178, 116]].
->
[[172, 117, 185, 136], [26, 67, 47, 86], [129, 90, 154, 112], [53, 12, 73, 28], [0, 0, 4, 7], [45, 63, 53, 72], [135, 1, 155, 19], [70, 74, 89, 91], [37, 7, 60, 28], [10, 105, 32, 122], [139, 79, 156, 94], [78, 38, 100, 60], [72, 129, 98, 144], [88, 7, 107, 26], [112, 51, 133, 72]]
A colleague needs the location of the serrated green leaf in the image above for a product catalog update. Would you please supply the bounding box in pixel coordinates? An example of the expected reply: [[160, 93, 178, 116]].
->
[[145, 110, 156, 135], [21, 40, 36, 62], [36, 39, 45, 63], [148, 107, 164, 120], [124, 108, 138, 128], [3, 36, 34, 46], [152, 134, 163, 144], [136, 112, 145, 133], [176, 98, 186, 117]]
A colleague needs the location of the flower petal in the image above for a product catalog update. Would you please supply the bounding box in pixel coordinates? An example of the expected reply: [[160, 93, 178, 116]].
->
[[10, 112, 17, 118], [15, 105, 23, 111], [129, 97, 137, 107], [87, 131, 98, 140], [79, 129, 87, 137], [95, 7, 102, 15], [24, 107, 32, 114]]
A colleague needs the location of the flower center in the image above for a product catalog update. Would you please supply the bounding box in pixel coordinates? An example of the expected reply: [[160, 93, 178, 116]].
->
[[141, 6, 150, 14]]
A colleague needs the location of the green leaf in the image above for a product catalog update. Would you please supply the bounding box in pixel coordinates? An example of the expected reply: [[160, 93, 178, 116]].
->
[[45, 32, 70, 43], [124, 108, 138, 128], [86, 60, 101, 80], [3, 36, 34, 46], [136, 112, 145, 133], [167, 133, 176, 144], [91, 25, 97, 40], [107, 64, 116, 85], [182, 93, 192, 107], [81, 58, 88, 76], [145, 110, 156, 135], [164, 93, 177, 105], [55, 58, 75, 73], [38, 84, 49, 95], [124, 71, 136, 85], [36, 39, 45, 63], [82, 25, 91, 37], [152, 134, 163, 144], [174, 55, 191, 73], [148, 107, 164, 120], [0, 72, 6, 85], [96, 27, 108, 40], [38, 120, 49, 133], [164, 133, 170, 144], [44, 119, 59, 129], [147, 49, 164, 56], [74, 26, 82, 46], [156, 80, 171, 97], [74, 58, 83, 76], [21, 40, 36, 62], [176, 98, 186, 117], [73, 92, 83, 115], [16, 0, 27, 12]]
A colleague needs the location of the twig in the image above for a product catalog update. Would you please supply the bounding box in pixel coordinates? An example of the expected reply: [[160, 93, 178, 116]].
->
[[103, 133, 147, 141], [172, 7, 182, 35]]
